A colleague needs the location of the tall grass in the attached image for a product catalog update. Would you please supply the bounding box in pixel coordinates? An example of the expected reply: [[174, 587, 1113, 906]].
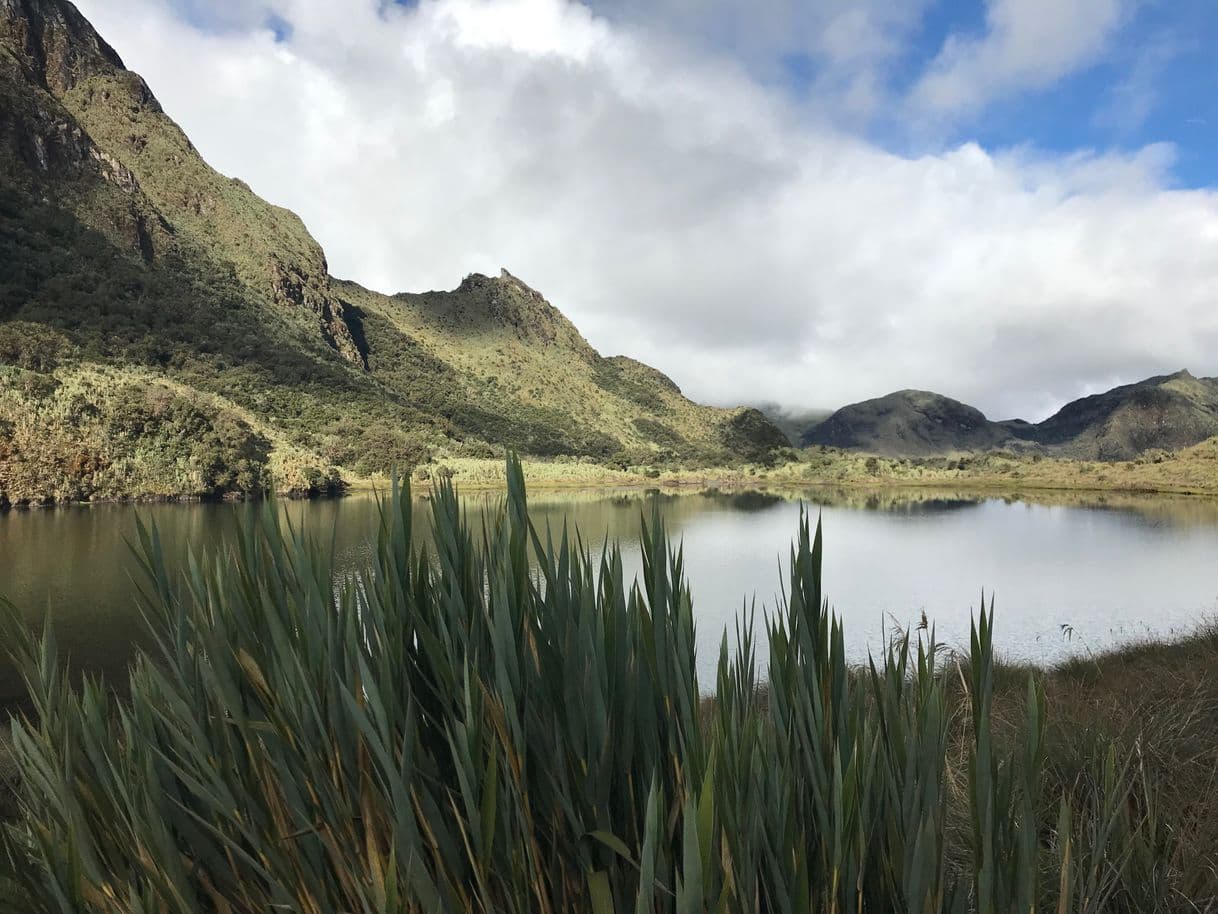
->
[[0, 458, 1188, 912]]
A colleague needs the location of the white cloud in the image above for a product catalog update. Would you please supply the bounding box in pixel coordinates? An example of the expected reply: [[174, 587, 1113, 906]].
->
[[910, 0, 1136, 120], [74, 0, 1218, 421], [585, 0, 935, 122]]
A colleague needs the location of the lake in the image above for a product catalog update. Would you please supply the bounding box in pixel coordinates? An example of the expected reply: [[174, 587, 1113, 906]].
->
[[2, 485, 1217, 700]]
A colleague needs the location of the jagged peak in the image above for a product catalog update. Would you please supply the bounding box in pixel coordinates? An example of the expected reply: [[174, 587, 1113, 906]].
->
[[454, 268, 545, 300], [497, 267, 542, 295]]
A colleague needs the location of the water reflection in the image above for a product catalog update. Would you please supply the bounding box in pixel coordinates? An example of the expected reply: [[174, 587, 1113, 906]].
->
[[2, 485, 1217, 700]]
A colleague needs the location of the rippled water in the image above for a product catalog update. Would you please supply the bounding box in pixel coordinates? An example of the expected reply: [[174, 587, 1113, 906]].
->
[[2, 485, 1217, 698]]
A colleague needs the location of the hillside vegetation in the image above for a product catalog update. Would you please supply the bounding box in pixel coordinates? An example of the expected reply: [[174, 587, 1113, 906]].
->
[[0, 0, 784, 506]]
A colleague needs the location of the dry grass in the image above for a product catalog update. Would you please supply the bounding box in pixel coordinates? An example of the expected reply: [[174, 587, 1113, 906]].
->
[[763, 439, 1218, 496], [950, 627, 1218, 908], [342, 437, 1218, 500]]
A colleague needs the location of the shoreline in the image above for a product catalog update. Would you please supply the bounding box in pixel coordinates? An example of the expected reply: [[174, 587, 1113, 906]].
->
[[6, 456, 1218, 511]]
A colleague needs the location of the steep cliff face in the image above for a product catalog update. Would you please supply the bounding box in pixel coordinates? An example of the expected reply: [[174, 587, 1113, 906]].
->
[[0, 0, 785, 503], [0, 0, 124, 94], [0, 3, 166, 264], [0, 0, 366, 364]]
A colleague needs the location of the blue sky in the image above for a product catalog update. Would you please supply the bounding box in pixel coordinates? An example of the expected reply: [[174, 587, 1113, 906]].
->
[[906, 0, 1216, 188]]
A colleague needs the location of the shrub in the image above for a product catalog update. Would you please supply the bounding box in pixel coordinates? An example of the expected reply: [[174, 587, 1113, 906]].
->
[[350, 425, 433, 477], [719, 408, 787, 466], [0, 323, 73, 373], [0, 373, 271, 504]]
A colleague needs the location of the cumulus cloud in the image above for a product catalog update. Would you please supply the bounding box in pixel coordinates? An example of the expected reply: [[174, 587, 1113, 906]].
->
[[584, 0, 933, 118], [910, 0, 1136, 119], [74, 0, 1218, 420]]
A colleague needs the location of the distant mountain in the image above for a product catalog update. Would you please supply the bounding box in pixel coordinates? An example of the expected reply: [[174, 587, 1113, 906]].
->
[[0, 0, 785, 504], [1034, 371, 1218, 459], [800, 372, 1218, 460], [800, 390, 1035, 457]]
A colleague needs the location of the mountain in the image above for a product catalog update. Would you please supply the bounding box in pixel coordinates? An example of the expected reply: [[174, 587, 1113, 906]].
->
[[801, 390, 1035, 457], [0, 0, 785, 505], [1033, 370, 1218, 460], [800, 372, 1218, 460]]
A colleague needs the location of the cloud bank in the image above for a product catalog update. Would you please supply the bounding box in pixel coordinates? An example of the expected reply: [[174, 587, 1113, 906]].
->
[[75, 0, 1218, 420]]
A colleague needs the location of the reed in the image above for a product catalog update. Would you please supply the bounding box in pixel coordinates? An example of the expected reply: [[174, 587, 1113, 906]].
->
[[0, 458, 1186, 912]]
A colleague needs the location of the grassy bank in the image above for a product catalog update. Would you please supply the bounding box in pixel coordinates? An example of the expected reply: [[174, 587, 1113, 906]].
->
[[0, 459, 1212, 912], [981, 625, 1218, 905], [360, 435, 1218, 498], [765, 438, 1218, 496]]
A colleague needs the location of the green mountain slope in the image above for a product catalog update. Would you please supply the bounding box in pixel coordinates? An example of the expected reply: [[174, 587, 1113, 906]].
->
[[0, 0, 784, 505]]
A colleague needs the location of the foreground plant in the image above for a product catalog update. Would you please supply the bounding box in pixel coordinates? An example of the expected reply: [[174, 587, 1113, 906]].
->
[[0, 459, 1181, 912]]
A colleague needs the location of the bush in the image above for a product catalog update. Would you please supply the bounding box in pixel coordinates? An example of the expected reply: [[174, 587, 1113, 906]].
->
[[0, 323, 73, 373], [719, 408, 787, 466], [0, 373, 271, 504]]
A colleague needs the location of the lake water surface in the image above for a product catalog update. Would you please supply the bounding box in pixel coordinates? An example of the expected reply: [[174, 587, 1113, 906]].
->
[[2, 486, 1217, 700]]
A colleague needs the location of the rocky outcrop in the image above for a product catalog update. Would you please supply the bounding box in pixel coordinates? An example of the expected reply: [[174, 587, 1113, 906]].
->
[[0, 39, 161, 261], [269, 256, 367, 366], [0, 0, 124, 94]]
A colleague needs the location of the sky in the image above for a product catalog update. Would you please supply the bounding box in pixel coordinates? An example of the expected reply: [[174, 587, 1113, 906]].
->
[[74, 0, 1218, 421]]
